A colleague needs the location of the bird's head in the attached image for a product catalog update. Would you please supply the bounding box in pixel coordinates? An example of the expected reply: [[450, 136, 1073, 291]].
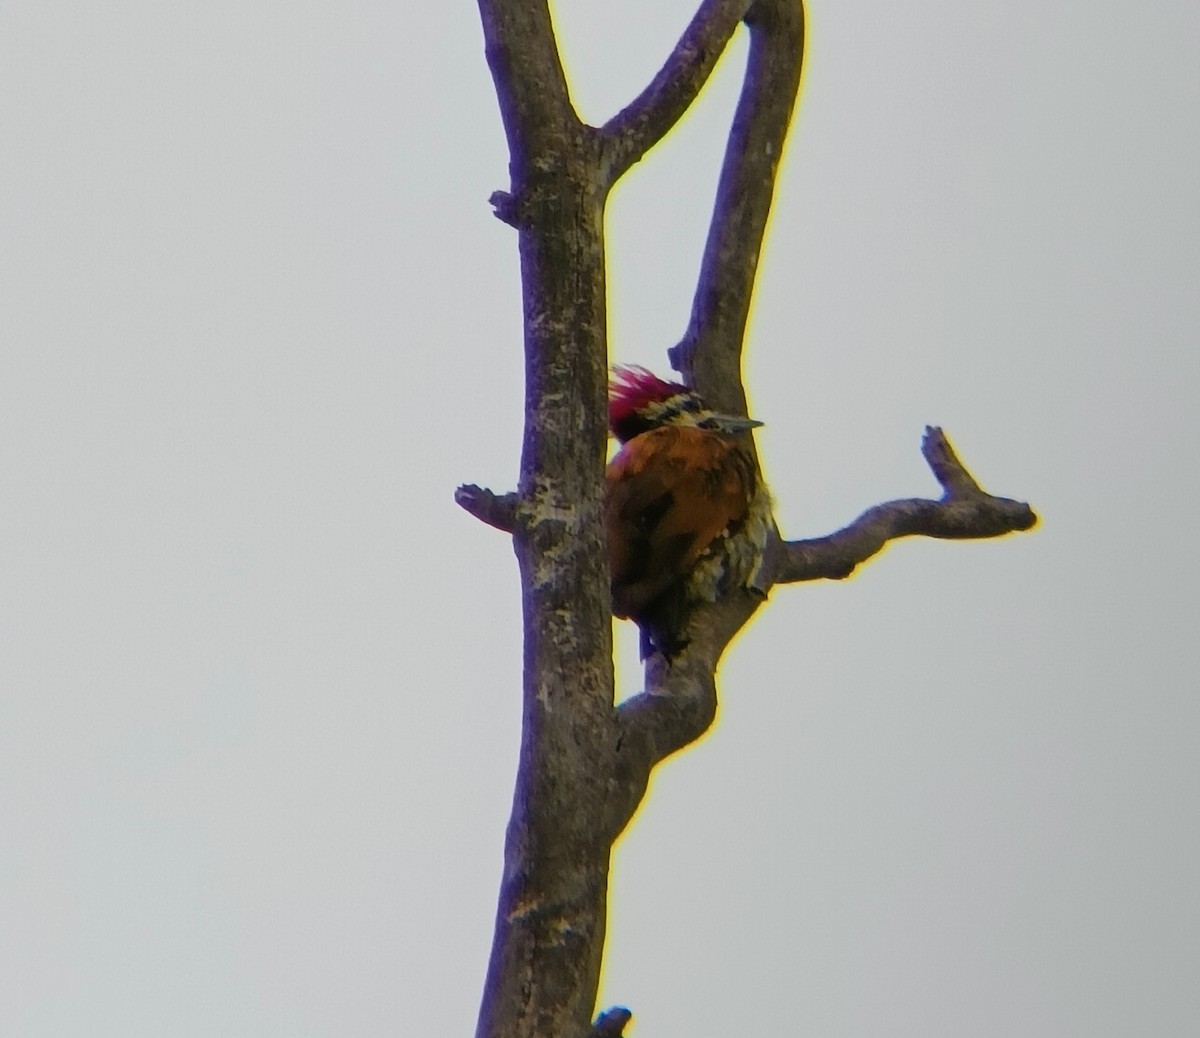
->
[[608, 365, 763, 443]]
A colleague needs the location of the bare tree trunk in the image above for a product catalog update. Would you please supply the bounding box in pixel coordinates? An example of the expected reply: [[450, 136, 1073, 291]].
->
[[457, 2, 1035, 1035]]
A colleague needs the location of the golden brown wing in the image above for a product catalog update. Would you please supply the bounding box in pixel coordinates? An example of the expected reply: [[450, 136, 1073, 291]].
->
[[605, 425, 755, 617]]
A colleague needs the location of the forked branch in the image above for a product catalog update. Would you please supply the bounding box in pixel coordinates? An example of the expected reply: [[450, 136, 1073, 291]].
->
[[772, 427, 1038, 584], [466, 0, 1037, 1035]]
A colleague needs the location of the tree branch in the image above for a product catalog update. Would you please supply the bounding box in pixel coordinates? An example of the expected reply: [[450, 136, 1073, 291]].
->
[[610, 591, 760, 835], [671, 0, 806, 420], [476, 0, 576, 165], [571, 0, 806, 858], [771, 427, 1039, 584], [467, 1, 1040, 1035], [474, 3, 616, 1037], [599, 0, 754, 184], [455, 484, 519, 533], [600, 0, 805, 819]]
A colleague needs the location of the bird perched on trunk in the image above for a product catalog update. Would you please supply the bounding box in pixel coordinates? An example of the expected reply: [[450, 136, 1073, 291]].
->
[[606, 365, 771, 659]]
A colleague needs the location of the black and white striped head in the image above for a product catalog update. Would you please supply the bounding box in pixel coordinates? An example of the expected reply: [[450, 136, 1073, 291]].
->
[[608, 365, 762, 443]]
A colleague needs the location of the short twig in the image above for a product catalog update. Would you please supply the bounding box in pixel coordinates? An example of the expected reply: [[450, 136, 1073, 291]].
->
[[454, 484, 519, 533]]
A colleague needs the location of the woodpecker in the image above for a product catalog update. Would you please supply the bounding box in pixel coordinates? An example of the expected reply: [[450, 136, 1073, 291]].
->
[[606, 365, 771, 659]]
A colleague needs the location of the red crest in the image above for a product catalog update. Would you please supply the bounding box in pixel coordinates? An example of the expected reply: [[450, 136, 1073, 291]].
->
[[608, 365, 689, 434]]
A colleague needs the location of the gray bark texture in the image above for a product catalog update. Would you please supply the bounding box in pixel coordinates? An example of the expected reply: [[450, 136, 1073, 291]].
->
[[460, 2, 1036, 1035]]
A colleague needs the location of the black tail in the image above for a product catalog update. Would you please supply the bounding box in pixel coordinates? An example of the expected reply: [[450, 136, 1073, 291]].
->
[[635, 584, 689, 661]]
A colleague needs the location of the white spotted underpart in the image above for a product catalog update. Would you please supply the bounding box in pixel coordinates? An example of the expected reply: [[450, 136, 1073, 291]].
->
[[687, 483, 772, 606]]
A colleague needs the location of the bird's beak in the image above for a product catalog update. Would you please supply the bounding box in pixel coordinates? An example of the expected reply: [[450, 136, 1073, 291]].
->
[[709, 414, 764, 434]]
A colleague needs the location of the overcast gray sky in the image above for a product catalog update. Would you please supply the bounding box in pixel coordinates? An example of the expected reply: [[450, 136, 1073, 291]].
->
[[2, 1, 1197, 1036]]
